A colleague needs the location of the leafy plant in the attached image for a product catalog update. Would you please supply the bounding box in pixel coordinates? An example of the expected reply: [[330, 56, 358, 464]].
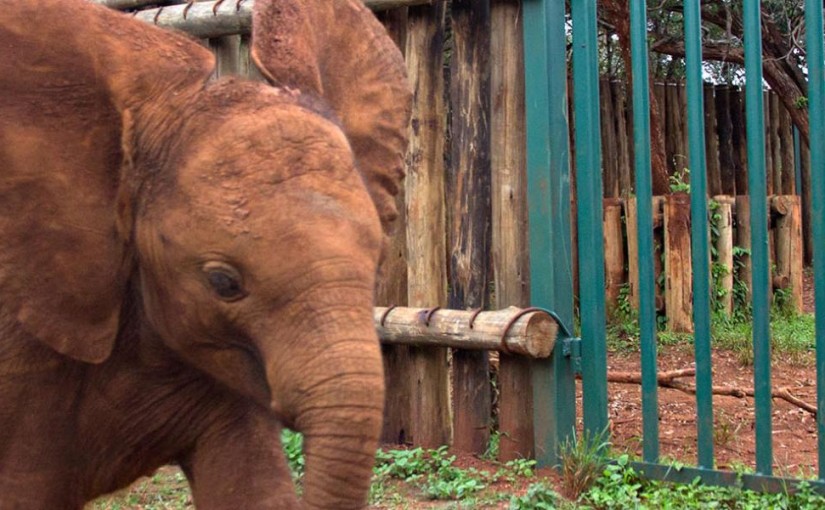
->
[[509, 482, 563, 510], [669, 168, 691, 194]]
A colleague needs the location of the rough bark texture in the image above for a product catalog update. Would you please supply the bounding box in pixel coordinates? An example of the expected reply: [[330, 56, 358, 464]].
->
[[490, 0, 534, 462], [374, 6, 413, 447], [374, 307, 557, 358], [404, 2, 451, 449], [447, 0, 492, 455], [664, 193, 693, 333]]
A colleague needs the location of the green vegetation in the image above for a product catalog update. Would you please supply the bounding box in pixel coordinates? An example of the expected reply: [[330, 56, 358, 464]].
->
[[93, 432, 825, 509]]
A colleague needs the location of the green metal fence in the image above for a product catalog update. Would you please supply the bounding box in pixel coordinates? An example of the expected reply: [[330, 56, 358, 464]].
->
[[526, 0, 825, 492]]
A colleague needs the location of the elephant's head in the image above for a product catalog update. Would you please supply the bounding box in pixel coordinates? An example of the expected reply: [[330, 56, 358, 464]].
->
[[0, 0, 410, 508]]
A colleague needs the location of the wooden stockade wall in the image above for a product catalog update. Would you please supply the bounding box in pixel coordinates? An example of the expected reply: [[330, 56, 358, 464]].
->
[[99, 0, 540, 459], [100, 0, 813, 460], [595, 80, 814, 264]]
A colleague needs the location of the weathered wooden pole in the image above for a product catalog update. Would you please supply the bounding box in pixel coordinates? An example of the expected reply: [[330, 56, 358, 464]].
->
[[404, 2, 451, 449], [704, 83, 722, 196], [491, 0, 533, 462], [115, 0, 433, 38], [603, 198, 625, 314], [374, 307, 557, 358], [772, 195, 804, 311], [713, 195, 735, 316], [447, 0, 492, 455], [374, 7, 413, 447], [664, 193, 693, 332]]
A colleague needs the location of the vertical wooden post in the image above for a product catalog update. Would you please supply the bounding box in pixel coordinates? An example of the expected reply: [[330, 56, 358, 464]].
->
[[375, 7, 413, 447], [736, 195, 753, 302], [491, 0, 533, 461], [448, 0, 492, 455], [769, 93, 783, 194], [730, 88, 748, 196], [704, 83, 722, 196], [664, 193, 693, 332], [713, 195, 735, 316], [715, 85, 735, 195], [801, 140, 813, 265], [772, 195, 804, 312], [404, 2, 451, 448], [653, 196, 666, 313], [778, 102, 796, 195], [613, 81, 633, 195], [625, 197, 640, 309], [603, 198, 625, 314], [209, 35, 241, 78], [765, 91, 775, 195], [601, 77, 619, 197]]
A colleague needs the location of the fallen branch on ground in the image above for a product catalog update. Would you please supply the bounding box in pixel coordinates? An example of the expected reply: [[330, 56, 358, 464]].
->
[[587, 368, 817, 417]]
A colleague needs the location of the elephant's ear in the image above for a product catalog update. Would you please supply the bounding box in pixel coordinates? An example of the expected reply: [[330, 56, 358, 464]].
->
[[0, 0, 214, 362], [251, 0, 412, 231]]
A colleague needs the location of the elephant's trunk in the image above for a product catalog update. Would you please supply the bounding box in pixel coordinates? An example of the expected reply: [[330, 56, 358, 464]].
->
[[259, 307, 385, 509]]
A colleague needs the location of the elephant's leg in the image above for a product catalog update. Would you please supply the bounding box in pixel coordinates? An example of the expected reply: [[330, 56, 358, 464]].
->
[[180, 406, 299, 509]]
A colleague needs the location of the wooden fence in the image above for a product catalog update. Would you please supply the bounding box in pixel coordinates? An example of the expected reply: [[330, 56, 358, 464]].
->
[[104, 0, 813, 461]]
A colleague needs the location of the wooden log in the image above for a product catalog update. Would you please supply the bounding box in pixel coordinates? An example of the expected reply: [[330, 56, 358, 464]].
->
[[447, 0, 492, 455], [491, 0, 533, 462], [704, 83, 722, 196], [772, 195, 803, 311], [209, 34, 241, 78], [96, 0, 433, 12], [404, 2, 451, 449], [125, 0, 432, 38], [778, 100, 796, 195], [764, 91, 775, 195], [801, 140, 812, 265], [374, 307, 558, 359], [735, 195, 753, 302], [613, 81, 633, 195], [730, 87, 748, 196], [770, 93, 783, 195], [653, 195, 666, 312], [715, 85, 735, 195], [374, 7, 413, 447], [601, 77, 619, 198], [625, 197, 640, 309], [664, 193, 693, 332], [713, 196, 734, 316], [603, 198, 625, 314], [665, 82, 684, 175]]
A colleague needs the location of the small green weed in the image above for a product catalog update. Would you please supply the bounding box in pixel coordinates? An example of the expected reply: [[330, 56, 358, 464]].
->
[[509, 481, 564, 509]]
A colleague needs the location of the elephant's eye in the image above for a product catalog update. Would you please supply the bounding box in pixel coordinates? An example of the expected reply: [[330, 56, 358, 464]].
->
[[203, 262, 246, 301]]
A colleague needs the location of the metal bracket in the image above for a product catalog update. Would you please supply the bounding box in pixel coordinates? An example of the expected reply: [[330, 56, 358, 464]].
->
[[561, 336, 582, 375]]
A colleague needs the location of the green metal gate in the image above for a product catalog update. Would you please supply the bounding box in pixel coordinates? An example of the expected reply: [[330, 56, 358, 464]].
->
[[525, 0, 825, 492]]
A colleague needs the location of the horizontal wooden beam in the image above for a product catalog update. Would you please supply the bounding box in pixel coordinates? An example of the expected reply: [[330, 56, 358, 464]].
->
[[92, 1, 433, 39], [106, 0, 432, 38], [374, 306, 558, 358]]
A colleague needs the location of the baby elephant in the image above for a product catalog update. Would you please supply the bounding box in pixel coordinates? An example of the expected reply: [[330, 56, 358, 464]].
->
[[0, 0, 411, 508]]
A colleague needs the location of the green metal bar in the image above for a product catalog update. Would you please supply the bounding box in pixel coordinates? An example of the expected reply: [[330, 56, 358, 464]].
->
[[683, 0, 714, 469], [632, 462, 825, 495], [803, 0, 825, 480], [743, 0, 773, 475], [522, 0, 576, 467], [629, 0, 659, 464], [570, 0, 608, 434]]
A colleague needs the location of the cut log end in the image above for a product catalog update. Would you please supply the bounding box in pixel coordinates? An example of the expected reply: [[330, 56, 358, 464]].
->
[[374, 306, 559, 358]]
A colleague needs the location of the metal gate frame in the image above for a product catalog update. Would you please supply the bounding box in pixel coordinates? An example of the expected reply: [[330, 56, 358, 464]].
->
[[525, 0, 825, 493]]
